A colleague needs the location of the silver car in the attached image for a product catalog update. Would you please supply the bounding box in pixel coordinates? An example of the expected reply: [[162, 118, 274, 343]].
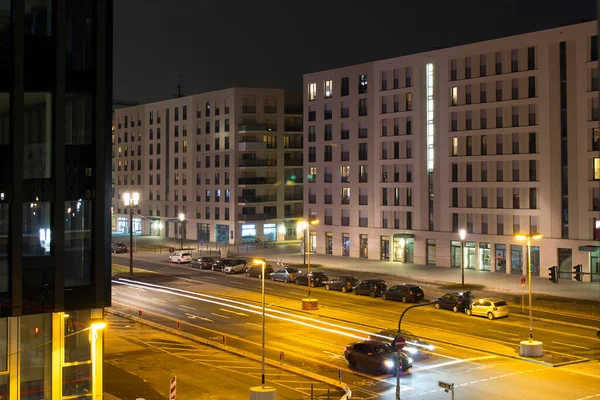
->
[[466, 298, 509, 320]]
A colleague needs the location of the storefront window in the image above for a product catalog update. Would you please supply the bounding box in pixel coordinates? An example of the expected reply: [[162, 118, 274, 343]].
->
[[495, 244, 506, 273], [342, 233, 350, 257], [591, 250, 599, 282], [326, 232, 333, 255], [117, 216, 128, 233], [479, 243, 491, 271], [309, 231, 316, 253], [359, 234, 368, 259], [450, 241, 461, 268], [216, 224, 229, 243], [0, 318, 6, 371], [511, 245, 523, 275], [426, 239, 436, 265], [20, 313, 52, 400], [0, 204, 8, 296], [241, 224, 256, 243], [381, 236, 390, 261], [530, 246, 540, 276], [558, 248, 572, 280], [263, 223, 276, 242], [464, 241, 476, 269], [197, 223, 210, 242]]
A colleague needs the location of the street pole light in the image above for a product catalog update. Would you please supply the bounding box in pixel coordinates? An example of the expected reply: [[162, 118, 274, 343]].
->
[[90, 318, 107, 400], [252, 259, 267, 389], [178, 213, 185, 250], [297, 219, 319, 299], [459, 229, 466, 288], [123, 192, 139, 276], [515, 233, 542, 342]]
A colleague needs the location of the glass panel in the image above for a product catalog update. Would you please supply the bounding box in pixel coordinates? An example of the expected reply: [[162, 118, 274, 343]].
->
[[511, 245, 523, 275], [23, 202, 51, 257], [64, 310, 91, 363], [0, 205, 7, 297], [0, 317, 6, 371], [25, 0, 52, 36], [24, 93, 52, 179], [20, 313, 52, 400], [0, 93, 8, 144], [0, 1, 10, 72], [0, 374, 7, 400], [65, 200, 92, 287], [66, 0, 94, 71], [65, 94, 93, 144], [62, 364, 91, 398]]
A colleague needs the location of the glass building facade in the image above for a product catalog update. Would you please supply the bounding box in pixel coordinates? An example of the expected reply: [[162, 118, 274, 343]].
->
[[0, 1, 112, 398]]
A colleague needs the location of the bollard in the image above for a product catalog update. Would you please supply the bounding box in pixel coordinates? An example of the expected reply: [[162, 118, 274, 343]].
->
[[279, 352, 284, 363], [327, 389, 330, 400], [222, 335, 226, 345], [310, 384, 314, 400], [138, 309, 143, 318], [176, 321, 181, 330]]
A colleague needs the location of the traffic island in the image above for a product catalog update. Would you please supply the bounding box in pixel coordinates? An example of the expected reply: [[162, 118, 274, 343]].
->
[[249, 386, 277, 399], [519, 340, 543, 357], [302, 298, 319, 310]]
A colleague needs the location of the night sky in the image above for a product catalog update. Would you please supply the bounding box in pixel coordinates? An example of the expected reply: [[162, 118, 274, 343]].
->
[[114, 0, 596, 103]]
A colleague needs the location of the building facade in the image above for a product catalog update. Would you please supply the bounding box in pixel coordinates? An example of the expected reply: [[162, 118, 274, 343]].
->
[[112, 88, 304, 245], [0, 0, 112, 398], [304, 21, 600, 282]]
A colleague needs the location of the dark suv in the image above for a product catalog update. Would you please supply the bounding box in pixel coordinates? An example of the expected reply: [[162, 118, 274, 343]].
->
[[433, 291, 471, 313], [294, 271, 328, 287], [353, 280, 387, 298], [382, 284, 424, 303]]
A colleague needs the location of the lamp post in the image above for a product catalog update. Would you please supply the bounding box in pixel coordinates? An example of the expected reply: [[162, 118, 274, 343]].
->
[[90, 318, 107, 400], [459, 229, 466, 287], [515, 233, 542, 341], [123, 192, 139, 276], [178, 213, 185, 250], [297, 220, 319, 307]]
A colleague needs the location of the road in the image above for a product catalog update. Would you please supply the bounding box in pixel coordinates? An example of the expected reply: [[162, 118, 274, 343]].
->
[[110, 254, 600, 399]]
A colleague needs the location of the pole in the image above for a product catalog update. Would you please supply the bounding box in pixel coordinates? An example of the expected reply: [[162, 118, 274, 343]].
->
[[307, 228, 311, 299], [261, 261, 266, 389], [129, 205, 133, 276], [527, 237, 533, 341], [303, 228, 307, 267], [460, 240, 464, 288], [180, 221, 184, 250], [521, 282, 525, 312]]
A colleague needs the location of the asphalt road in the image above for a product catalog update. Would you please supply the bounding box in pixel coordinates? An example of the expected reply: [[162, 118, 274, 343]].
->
[[110, 254, 600, 399]]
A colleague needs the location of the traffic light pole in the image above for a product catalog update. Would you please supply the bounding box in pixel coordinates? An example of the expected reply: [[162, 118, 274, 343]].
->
[[527, 238, 533, 341]]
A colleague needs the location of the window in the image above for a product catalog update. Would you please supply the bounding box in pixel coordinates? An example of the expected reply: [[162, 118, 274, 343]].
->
[[593, 127, 600, 151], [308, 126, 316, 142], [528, 76, 536, 98], [465, 56, 472, 79], [480, 54, 487, 77], [174, 107, 179, 121], [358, 74, 368, 94], [341, 77, 349, 96], [511, 49, 518, 72], [341, 188, 351, 205], [495, 51, 502, 74], [466, 136, 472, 156], [308, 166, 317, 183], [527, 47, 535, 70], [359, 143, 368, 160], [481, 135, 487, 155], [451, 87, 458, 106], [358, 99, 367, 116], [496, 81, 502, 101], [530, 188, 537, 209], [451, 163, 458, 182], [450, 59, 457, 81], [205, 102, 211, 116], [341, 165, 350, 183], [359, 165, 368, 182], [480, 82, 487, 103], [466, 163, 473, 182], [324, 145, 333, 162], [451, 112, 457, 131], [592, 35, 598, 62], [215, 120, 220, 133], [324, 80, 332, 98], [451, 137, 458, 156], [406, 93, 412, 111], [529, 160, 537, 181], [308, 82, 316, 101], [594, 158, 600, 180], [465, 85, 472, 105]]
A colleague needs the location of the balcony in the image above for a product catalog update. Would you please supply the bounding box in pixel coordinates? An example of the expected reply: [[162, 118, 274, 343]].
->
[[238, 141, 267, 151], [239, 159, 276, 167], [237, 196, 277, 204], [285, 194, 303, 201], [238, 123, 269, 133], [238, 213, 269, 221], [284, 142, 303, 149], [284, 159, 303, 167], [284, 210, 303, 218], [238, 177, 277, 185]]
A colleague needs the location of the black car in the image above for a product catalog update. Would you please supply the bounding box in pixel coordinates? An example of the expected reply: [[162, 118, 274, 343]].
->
[[344, 340, 412, 375], [111, 242, 128, 253], [368, 330, 435, 360], [191, 257, 216, 270], [353, 280, 387, 298], [294, 271, 328, 287], [324, 276, 360, 293], [382, 284, 425, 303], [433, 291, 471, 312], [212, 258, 235, 272], [245, 264, 274, 279]]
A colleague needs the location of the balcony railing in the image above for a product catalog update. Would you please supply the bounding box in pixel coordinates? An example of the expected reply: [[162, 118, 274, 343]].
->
[[239, 159, 276, 167], [284, 211, 303, 218], [284, 159, 303, 167], [238, 177, 277, 185], [238, 141, 267, 151], [237, 196, 277, 203], [284, 142, 303, 149], [285, 194, 303, 201], [238, 123, 269, 132], [238, 213, 269, 221]]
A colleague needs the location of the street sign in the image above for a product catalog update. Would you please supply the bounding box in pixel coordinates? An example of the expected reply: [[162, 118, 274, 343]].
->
[[438, 381, 452, 390], [520, 275, 526, 285], [393, 336, 405, 350]]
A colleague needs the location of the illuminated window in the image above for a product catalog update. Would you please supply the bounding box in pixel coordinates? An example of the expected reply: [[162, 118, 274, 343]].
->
[[451, 137, 458, 156], [340, 165, 350, 182], [594, 158, 600, 180], [324, 80, 333, 98], [308, 83, 317, 101], [451, 87, 458, 106]]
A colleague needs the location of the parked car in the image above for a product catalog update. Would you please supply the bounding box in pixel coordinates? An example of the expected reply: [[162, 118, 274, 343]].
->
[[212, 258, 244, 272], [382, 284, 424, 303], [324, 276, 360, 293], [294, 271, 328, 287], [368, 329, 435, 360], [168, 251, 192, 264], [433, 291, 471, 313], [111, 242, 128, 253], [245, 264, 274, 279], [191, 257, 216, 269], [466, 298, 509, 320], [344, 340, 412, 375], [222, 259, 248, 274], [271, 267, 299, 283], [353, 280, 387, 298]]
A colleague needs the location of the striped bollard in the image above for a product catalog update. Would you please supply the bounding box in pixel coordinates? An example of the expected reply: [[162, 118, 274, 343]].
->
[[169, 375, 176, 400]]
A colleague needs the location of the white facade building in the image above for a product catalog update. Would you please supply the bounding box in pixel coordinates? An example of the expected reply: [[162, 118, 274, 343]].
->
[[303, 22, 600, 281], [112, 88, 303, 245]]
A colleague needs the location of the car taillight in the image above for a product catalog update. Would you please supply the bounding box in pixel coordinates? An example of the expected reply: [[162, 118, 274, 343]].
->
[[493, 307, 498, 311], [409, 291, 414, 295], [458, 301, 462, 305]]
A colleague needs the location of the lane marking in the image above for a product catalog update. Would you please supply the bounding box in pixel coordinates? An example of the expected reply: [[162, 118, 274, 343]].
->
[[415, 355, 497, 371], [230, 281, 244, 285], [264, 287, 275, 291], [246, 322, 262, 328], [179, 305, 195, 310], [199, 317, 214, 322], [219, 308, 248, 316], [288, 291, 305, 296], [202, 276, 217, 280], [551, 341, 590, 350], [488, 329, 519, 337], [210, 313, 230, 319], [432, 319, 460, 326], [152, 298, 167, 303]]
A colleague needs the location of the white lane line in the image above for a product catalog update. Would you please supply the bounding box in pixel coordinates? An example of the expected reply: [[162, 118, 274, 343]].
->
[[230, 281, 244, 285], [415, 355, 496, 371], [488, 329, 519, 337], [179, 305, 195, 310], [152, 298, 167, 303], [322, 350, 343, 358], [291, 334, 339, 347], [432, 319, 460, 326], [199, 317, 214, 322], [551, 341, 590, 350], [219, 308, 248, 316], [246, 322, 262, 328], [210, 313, 230, 319], [202, 276, 217, 280], [288, 291, 306, 296], [264, 287, 275, 291]]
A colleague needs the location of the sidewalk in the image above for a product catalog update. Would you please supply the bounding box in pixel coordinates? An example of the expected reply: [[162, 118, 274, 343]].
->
[[114, 234, 600, 302]]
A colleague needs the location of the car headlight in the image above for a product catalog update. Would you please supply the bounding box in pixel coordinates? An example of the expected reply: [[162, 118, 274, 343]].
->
[[405, 347, 418, 355], [408, 357, 413, 364], [427, 345, 435, 351], [384, 360, 395, 368]]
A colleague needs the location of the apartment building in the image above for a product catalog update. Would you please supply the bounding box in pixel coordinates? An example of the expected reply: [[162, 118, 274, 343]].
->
[[112, 88, 304, 245], [304, 21, 600, 282], [0, 1, 112, 397]]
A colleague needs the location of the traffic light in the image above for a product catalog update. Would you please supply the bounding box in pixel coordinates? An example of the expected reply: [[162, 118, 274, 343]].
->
[[573, 264, 583, 282], [548, 266, 558, 283]]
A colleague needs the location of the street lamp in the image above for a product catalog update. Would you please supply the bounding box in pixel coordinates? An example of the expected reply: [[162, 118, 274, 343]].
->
[[515, 233, 542, 350], [178, 213, 185, 250], [123, 192, 139, 276], [297, 219, 319, 305], [459, 229, 466, 288], [90, 318, 107, 400]]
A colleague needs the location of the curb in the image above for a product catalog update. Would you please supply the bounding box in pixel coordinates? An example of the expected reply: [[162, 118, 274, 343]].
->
[[105, 308, 352, 399]]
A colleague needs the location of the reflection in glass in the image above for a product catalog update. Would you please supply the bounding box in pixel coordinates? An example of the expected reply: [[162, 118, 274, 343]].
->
[[24, 0, 52, 36], [66, 94, 92, 144], [63, 364, 91, 398], [0, 205, 7, 295], [0, 93, 8, 144], [0, 318, 6, 371], [23, 202, 51, 257], [0, 374, 7, 400], [66, 0, 93, 71], [24, 93, 52, 179], [20, 313, 52, 400], [0, 1, 10, 71], [64, 310, 91, 363], [65, 200, 92, 287]]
